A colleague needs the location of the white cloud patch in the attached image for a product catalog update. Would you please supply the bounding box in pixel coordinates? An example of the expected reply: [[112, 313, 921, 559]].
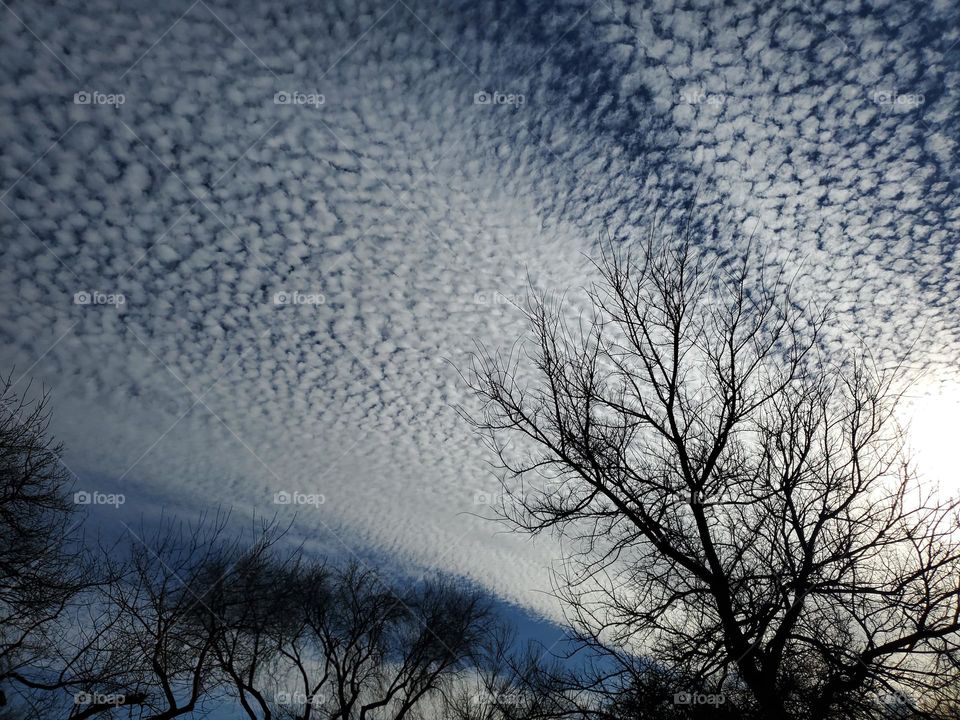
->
[[1, 0, 959, 617]]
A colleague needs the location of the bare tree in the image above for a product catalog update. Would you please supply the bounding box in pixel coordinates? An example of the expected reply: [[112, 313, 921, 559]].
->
[[0, 370, 568, 720], [0, 376, 103, 714], [260, 561, 495, 720], [195, 532, 304, 720], [464, 230, 960, 719], [435, 622, 597, 720], [140, 525, 498, 720], [0, 411, 504, 720], [72, 511, 285, 720]]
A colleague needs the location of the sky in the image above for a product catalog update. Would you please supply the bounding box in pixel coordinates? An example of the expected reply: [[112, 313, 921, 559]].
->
[[2, 0, 960, 621]]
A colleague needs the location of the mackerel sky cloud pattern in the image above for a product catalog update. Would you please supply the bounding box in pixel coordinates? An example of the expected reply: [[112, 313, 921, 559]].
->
[[1, 0, 959, 615]]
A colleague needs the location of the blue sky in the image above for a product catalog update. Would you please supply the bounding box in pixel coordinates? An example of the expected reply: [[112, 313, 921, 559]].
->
[[2, 0, 960, 622]]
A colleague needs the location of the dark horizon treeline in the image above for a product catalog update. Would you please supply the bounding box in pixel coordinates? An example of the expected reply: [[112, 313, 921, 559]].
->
[[0, 364, 950, 720], [0, 373, 479, 720], [0, 373, 737, 720], [4, 229, 960, 719]]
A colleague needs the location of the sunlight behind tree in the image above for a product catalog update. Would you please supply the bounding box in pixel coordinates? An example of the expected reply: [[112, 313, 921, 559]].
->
[[901, 383, 960, 496]]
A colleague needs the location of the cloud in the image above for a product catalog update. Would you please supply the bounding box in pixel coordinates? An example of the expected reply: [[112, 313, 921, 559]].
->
[[1, 0, 959, 617]]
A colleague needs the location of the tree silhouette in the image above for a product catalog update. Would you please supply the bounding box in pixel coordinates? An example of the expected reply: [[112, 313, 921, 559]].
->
[[465, 229, 960, 719], [0, 376, 100, 713], [0, 378, 506, 720]]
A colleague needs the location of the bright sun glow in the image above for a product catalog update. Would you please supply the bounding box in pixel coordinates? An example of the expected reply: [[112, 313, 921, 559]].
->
[[900, 386, 960, 494]]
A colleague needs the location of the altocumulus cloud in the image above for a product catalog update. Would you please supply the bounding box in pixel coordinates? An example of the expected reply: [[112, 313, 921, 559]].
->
[[1, 0, 959, 616]]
